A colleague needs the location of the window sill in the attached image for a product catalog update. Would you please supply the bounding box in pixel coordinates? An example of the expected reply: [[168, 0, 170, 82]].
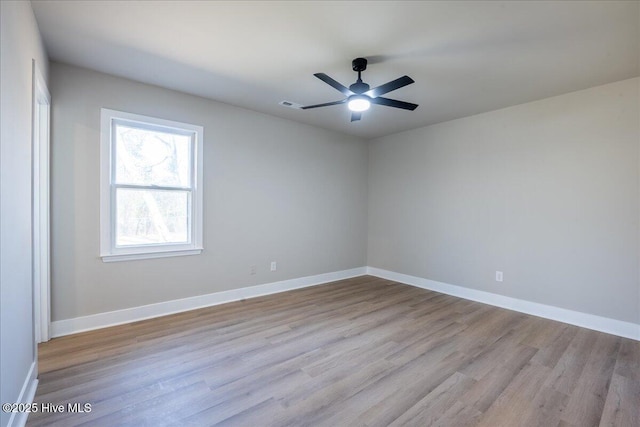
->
[[101, 248, 203, 263]]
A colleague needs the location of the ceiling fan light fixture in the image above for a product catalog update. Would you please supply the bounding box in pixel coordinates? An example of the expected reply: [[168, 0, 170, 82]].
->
[[348, 95, 371, 112]]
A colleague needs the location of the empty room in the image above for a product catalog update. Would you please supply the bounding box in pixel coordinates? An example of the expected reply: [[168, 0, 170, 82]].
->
[[1, 1, 639, 426]]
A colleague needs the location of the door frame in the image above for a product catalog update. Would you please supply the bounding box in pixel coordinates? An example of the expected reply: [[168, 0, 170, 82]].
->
[[32, 60, 51, 343]]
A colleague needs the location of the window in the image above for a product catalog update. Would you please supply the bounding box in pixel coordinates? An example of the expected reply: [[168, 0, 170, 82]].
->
[[100, 109, 203, 262]]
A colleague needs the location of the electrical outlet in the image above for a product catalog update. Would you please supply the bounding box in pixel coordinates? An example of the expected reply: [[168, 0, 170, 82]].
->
[[270, 261, 277, 271], [250, 265, 257, 275], [495, 271, 503, 282]]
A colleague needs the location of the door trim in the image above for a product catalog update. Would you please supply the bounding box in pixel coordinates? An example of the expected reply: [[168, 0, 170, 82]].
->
[[32, 60, 51, 343]]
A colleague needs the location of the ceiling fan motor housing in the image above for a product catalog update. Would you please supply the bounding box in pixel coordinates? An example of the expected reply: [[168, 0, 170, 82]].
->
[[352, 57, 368, 72]]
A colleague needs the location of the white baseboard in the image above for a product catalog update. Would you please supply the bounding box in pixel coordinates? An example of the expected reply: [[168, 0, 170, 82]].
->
[[367, 267, 639, 341], [51, 267, 367, 337], [7, 361, 38, 427]]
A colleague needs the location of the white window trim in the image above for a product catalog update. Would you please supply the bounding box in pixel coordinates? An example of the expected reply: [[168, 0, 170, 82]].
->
[[100, 108, 204, 262]]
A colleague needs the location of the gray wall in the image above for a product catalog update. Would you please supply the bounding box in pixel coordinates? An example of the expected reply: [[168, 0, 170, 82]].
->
[[0, 2, 49, 426], [50, 62, 368, 321], [368, 77, 639, 324]]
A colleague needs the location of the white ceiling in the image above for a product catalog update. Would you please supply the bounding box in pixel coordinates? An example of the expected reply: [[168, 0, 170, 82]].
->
[[31, 1, 639, 139]]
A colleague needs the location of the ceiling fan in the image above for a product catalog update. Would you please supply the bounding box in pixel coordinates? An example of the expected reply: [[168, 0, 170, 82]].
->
[[302, 57, 418, 122]]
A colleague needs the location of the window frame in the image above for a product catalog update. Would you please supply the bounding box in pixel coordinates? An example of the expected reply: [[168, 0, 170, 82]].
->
[[100, 108, 204, 262]]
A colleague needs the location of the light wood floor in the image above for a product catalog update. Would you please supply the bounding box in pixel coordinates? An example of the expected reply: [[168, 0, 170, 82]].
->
[[29, 276, 639, 426]]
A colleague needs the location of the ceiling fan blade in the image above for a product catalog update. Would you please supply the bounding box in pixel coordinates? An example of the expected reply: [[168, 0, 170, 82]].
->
[[314, 73, 354, 96], [371, 96, 418, 111], [365, 75, 414, 98], [351, 112, 362, 122], [301, 99, 347, 110]]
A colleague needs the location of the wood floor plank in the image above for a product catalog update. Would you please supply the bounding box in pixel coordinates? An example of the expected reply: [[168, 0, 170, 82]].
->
[[386, 372, 477, 427], [28, 276, 638, 426], [278, 358, 397, 423], [432, 400, 483, 427], [599, 373, 640, 427], [476, 362, 553, 427], [530, 323, 579, 368], [614, 339, 640, 382], [560, 333, 620, 426], [519, 385, 570, 427], [458, 344, 539, 413], [544, 328, 597, 395]]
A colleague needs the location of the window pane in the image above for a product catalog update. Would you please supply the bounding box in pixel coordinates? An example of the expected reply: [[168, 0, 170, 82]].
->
[[116, 188, 190, 246], [115, 124, 191, 187]]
